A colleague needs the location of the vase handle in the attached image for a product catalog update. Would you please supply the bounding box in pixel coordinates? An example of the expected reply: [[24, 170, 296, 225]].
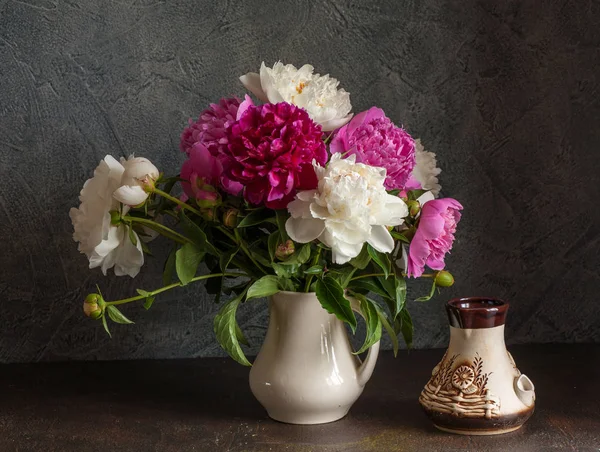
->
[[350, 298, 381, 387]]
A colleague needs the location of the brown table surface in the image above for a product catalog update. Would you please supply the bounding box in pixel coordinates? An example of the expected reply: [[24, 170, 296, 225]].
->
[[0, 344, 598, 451]]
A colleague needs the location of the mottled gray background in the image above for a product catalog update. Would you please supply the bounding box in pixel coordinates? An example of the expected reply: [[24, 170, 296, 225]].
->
[[1, 0, 599, 363]]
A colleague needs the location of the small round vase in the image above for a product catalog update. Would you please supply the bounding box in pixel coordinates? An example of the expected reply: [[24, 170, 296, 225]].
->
[[419, 297, 535, 435], [249, 291, 380, 425]]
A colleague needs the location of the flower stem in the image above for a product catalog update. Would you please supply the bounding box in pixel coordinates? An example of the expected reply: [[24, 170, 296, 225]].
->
[[304, 246, 322, 292], [105, 272, 247, 306], [233, 228, 269, 275], [153, 187, 203, 217], [123, 216, 191, 245], [349, 272, 436, 281]]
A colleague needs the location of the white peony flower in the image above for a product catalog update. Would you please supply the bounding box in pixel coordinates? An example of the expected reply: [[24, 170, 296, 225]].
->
[[408, 139, 442, 196], [240, 62, 353, 131], [69, 155, 144, 278], [285, 154, 408, 264], [113, 156, 160, 206]]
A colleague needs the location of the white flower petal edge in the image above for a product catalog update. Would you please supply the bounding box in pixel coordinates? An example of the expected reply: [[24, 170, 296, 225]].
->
[[413, 139, 442, 196], [70, 154, 149, 277], [240, 62, 353, 132], [114, 156, 160, 206], [286, 154, 408, 264]]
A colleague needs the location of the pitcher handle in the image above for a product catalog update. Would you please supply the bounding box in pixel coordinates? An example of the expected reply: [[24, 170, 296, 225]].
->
[[350, 298, 381, 387]]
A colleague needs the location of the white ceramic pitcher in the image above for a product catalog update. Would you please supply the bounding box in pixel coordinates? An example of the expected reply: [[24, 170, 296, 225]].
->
[[249, 291, 380, 424]]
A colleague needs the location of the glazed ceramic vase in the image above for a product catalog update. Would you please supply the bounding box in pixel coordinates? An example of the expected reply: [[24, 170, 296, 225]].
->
[[249, 291, 380, 424], [420, 297, 535, 435]]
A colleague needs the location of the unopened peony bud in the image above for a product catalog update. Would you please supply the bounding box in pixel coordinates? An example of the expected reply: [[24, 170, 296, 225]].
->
[[407, 200, 421, 217], [223, 209, 239, 228], [113, 156, 160, 206], [83, 294, 103, 319], [434, 270, 454, 287], [201, 208, 216, 222], [275, 240, 295, 260], [195, 185, 221, 209]]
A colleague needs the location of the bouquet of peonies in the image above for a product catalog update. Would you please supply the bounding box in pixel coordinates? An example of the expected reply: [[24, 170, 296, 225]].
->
[[71, 62, 462, 364]]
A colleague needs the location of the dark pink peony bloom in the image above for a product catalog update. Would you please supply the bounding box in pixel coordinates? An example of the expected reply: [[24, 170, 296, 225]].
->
[[407, 198, 463, 277], [180, 143, 223, 206], [330, 107, 416, 190], [223, 102, 327, 209], [180, 97, 241, 157]]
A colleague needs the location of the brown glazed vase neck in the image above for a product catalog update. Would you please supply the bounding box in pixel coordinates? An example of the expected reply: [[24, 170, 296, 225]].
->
[[446, 297, 509, 329]]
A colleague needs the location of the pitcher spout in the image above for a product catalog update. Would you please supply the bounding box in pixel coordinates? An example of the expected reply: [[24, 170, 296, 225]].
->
[[514, 374, 536, 408]]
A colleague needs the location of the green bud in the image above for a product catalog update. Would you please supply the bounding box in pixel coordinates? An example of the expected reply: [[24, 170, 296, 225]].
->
[[275, 240, 295, 260], [110, 210, 121, 225], [435, 270, 455, 287], [83, 294, 103, 319], [407, 200, 421, 217], [223, 209, 239, 228], [201, 208, 216, 222]]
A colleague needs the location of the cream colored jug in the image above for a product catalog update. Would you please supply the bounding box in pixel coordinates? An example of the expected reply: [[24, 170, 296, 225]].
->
[[249, 291, 380, 424], [420, 297, 535, 435]]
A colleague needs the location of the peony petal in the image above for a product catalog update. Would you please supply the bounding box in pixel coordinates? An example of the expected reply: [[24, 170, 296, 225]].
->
[[285, 217, 325, 243], [372, 195, 408, 225], [113, 185, 148, 206], [236, 94, 255, 120], [113, 225, 144, 278], [417, 190, 435, 207], [287, 197, 312, 219], [319, 113, 354, 132], [367, 225, 394, 253], [239, 72, 268, 102]]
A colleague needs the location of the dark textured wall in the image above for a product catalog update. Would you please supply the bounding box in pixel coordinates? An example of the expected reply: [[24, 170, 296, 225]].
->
[[1, 0, 599, 363]]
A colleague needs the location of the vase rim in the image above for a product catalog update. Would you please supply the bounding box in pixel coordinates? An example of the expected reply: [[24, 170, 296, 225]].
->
[[446, 297, 509, 329]]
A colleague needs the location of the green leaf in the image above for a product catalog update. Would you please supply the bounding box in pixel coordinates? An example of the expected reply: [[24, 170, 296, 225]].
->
[[315, 276, 357, 332], [237, 208, 275, 228], [268, 232, 280, 261], [247, 275, 280, 300], [235, 323, 249, 346], [328, 266, 357, 289], [280, 244, 311, 265], [275, 210, 289, 241], [377, 276, 406, 320], [101, 315, 112, 338], [106, 305, 134, 324], [398, 308, 414, 348], [353, 294, 382, 355], [416, 280, 437, 302], [213, 292, 251, 366], [140, 239, 153, 256], [250, 249, 272, 267], [175, 243, 205, 285], [390, 230, 411, 244], [179, 211, 217, 255], [407, 189, 428, 201], [163, 247, 177, 286], [127, 225, 138, 247], [303, 265, 324, 275], [348, 277, 389, 299], [272, 263, 300, 279], [368, 245, 391, 279], [143, 296, 155, 310], [220, 246, 239, 273], [349, 245, 371, 269], [278, 277, 296, 292], [373, 302, 399, 356]]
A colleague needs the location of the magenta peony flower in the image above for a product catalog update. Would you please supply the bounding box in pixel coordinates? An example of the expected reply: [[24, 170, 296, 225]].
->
[[407, 198, 463, 277], [330, 107, 416, 190], [180, 97, 241, 156], [180, 143, 223, 206], [223, 102, 327, 209]]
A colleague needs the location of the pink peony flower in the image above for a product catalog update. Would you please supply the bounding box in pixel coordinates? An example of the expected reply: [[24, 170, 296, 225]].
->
[[223, 102, 327, 209], [180, 143, 223, 206], [180, 97, 241, 156], [407, 198, 463, 277], [330, 107, 416, 190]]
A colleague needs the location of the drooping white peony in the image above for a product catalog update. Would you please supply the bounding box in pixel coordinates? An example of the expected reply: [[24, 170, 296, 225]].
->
[[405, 139, 442, 196], [285, 154, 409, 264], [113, 156, 160, 206], [69, 155, 144, 277], [240, 62, 353, 132]]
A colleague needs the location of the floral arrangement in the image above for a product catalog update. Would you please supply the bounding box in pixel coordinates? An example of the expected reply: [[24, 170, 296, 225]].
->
[[71, 62, 462, 364]]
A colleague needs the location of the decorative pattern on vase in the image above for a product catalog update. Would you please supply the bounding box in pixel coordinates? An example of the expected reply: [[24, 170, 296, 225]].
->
[[419, 353, 501, 419]]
